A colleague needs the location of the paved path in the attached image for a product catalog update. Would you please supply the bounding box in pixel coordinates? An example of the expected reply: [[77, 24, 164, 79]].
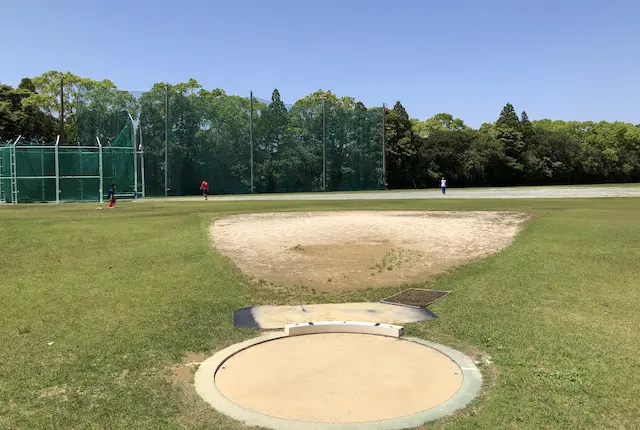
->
[[146, 186, 640, 202]]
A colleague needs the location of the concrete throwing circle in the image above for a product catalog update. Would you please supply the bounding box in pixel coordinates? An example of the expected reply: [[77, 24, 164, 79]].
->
[[195, 332, 482, 430]]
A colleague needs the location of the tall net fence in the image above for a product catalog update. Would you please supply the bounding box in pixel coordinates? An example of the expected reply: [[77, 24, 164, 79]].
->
[[139, 87, 385, 196], [0, 144, 11, 202], [1, 84, 384, 202], [0, 128, 139, 203]]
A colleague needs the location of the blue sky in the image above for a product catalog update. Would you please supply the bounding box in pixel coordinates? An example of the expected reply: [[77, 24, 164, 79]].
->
[[2, 0, 639, 128]]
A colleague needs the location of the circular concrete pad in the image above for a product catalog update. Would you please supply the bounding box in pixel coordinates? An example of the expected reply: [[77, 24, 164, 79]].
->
[[195, 332, 482, 430], [216, 333, 462, 423]]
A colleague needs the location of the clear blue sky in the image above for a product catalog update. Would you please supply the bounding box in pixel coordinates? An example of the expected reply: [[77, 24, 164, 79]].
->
[[2, 0, 639, 128]]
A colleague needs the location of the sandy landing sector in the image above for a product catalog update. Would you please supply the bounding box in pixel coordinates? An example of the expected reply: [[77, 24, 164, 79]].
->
[[210, 211, 528, 291], [214, 333, 464, 423]]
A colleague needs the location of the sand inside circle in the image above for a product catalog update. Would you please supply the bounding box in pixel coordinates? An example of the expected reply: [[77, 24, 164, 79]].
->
[[214, 333, 464, 423], [210, 210, 528, 291]]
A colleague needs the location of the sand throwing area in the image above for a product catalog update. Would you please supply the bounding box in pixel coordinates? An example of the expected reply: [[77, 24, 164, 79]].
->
[[214, 333, 464, 424], [210, 211, 528, 291]]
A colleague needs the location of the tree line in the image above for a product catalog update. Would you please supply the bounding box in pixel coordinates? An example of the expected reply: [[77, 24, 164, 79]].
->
[[2, 71, 639, 196], [391, 103, 640, 188]]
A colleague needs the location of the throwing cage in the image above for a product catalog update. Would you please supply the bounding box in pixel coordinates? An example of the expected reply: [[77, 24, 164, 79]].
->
[[0, 125, 144, 204]]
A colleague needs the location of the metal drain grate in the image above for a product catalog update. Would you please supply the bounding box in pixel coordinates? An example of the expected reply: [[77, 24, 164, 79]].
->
[[381, 288, 451, 309]]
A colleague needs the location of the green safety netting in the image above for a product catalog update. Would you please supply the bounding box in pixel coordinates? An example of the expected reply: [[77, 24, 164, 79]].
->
[[70, 84, 138, 146], [0, 126, 138, 203], [2, 86, 384, 202], [103, 125, 138, 196], [138, 88, 384, 196], [0, 145, 10, 202]]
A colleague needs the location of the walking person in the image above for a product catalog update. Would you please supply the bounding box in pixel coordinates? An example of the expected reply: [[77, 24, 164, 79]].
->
[[200, 179, 209, 200], [107, 183, 116, 208], [440, 177, 447, 195]]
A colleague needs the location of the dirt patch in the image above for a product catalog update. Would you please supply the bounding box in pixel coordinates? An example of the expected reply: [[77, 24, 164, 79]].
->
[[210, 211, 529, 292], [166, 351, 250, 429], [38, 386, 68, 401], [382, 288, 451, 308], [168, 352, 207, 389]]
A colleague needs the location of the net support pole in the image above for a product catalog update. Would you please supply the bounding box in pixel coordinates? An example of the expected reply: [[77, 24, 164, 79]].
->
[[250, 90, 254, 194], [0, 145, 3, 203], [382, 102, 386, 189], [9, 142, 14, 204], [139, 127, 145, 198], [41, 147, 45, 202], [80, 146, 84, 201], [322, 98, 326, 192], [55, 135, 60, 204], [59, 75, 65, 145], [11, 136, 21, 204], [164, 84, 168, 197], [127, 112, 138, 199], [97, 137, 103, 203], [0, 145, 3, 202]]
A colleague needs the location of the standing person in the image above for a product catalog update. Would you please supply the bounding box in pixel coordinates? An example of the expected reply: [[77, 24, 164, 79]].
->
[[440, 177, 447, 195], [107, 183, 116, 208], [200, 179, 209, 200]]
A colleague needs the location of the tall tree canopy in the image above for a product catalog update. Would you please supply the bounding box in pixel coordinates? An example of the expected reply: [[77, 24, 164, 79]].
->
[[2, 71, 639, 196]]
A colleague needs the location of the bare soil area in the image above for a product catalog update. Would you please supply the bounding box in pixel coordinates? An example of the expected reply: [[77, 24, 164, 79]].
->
[[210, 211, 529, 292]]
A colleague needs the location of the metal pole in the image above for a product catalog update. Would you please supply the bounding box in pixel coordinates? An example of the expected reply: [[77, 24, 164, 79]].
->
[[97, 137, 103, 203], [0, 143, 3, 202], [41, 147, 45, 202], [250, 90, 254, 194], [11, 136, 21, 204], [55, 135, 60, 204], [10, 143, 15, 204], [382, 102, 386, 189], [164, 84, 170, 198], [127, 112, 138, 199], [0, 144, 3, 202], [59, 75, 65, 145], [80, 146, 84, 200], [322, 98, 326, 192], [140, 127, 145, 198]]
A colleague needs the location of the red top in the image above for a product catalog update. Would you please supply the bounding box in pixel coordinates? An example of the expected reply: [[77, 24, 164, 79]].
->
[[200, 181, 208, 190]]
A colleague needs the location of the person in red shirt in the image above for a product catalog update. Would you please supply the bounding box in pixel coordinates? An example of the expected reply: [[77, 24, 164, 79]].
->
[[107, 183, 116, 208], [200, 180, 209, 200]]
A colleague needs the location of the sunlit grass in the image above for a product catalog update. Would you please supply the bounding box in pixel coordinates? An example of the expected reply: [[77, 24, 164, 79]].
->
[[1, 197, 639, 429]]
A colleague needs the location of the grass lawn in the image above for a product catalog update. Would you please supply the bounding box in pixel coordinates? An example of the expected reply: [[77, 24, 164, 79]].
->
[[1, 198, 640, 429]]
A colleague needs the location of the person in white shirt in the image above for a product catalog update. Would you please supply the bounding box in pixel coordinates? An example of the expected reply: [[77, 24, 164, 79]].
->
[[440, 177, 447, 195]]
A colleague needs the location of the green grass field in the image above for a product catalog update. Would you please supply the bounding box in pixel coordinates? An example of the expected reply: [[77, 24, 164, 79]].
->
[[1, 197, 640, 429]]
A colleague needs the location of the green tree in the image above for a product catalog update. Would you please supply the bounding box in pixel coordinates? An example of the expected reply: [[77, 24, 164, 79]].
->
[[254, 89, 290, 192], [138, 83, 170, 195], [413, 113, 468, 137], [281, 90, 326, 191], [385, 101, 419, 188], [492, 103, 525, 183], [462, 132, 506, 185], [418, 129, 475, 186], [520, 111, 533, 137], [496, 103, 520, 128], [0, 81, 56, 143], [22, 71, 134, 145]]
